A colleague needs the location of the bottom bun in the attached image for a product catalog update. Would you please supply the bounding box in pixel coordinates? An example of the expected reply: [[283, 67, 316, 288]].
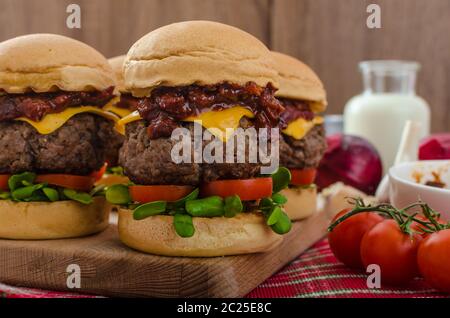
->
[[281, 186, 317, 221], [118, 209, 283, 257], [0, 197, 110, 240]]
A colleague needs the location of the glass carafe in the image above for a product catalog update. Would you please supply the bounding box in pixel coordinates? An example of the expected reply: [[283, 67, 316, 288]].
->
[[344, 60, 430, 172]]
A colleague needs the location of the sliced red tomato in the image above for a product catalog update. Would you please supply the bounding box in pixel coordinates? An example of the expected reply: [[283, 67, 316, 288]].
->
[[90, 163, 107, 182], [129, 185, 194, 203], [0, 174, 10, 191], [35, 174, 95, 192], [201, 178, 273, 201], [290, 168, 317, 186]]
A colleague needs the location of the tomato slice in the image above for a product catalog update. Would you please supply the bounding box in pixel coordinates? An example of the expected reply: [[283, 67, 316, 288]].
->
[[35, 174, 95, 192], [0, 174, 10, 191], [201, 178, 273, 201], [129, 185, 194, 203], [290, 168, 317, 186], [90, 163, 107, 182]]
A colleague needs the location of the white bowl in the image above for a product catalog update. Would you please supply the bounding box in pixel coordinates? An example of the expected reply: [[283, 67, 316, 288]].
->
[[389, 160, 450, 221]]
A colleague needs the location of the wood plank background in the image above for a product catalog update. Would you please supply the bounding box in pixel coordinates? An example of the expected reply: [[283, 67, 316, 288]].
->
[[0, 0, 449, 132]]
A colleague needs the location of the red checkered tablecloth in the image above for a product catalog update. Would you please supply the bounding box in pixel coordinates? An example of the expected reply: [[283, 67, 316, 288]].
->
[[1, 239, 448, 298], [247, 239, 448, 298]]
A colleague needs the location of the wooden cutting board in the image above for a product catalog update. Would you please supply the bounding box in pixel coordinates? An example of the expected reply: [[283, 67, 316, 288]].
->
[[0, 208, 333, 298]]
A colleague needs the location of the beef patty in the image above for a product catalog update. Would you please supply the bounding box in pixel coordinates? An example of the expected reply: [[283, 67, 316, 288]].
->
[[119, 118, 265, 185], [0, 113, 120, 175], [279, 124, 327, 169]]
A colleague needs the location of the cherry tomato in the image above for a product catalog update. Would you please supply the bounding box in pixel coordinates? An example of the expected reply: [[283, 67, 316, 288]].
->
[[360, 219, 423, 286], [417, 229, 450, 293], [0, 174, 10, 191], [35, 174, 95, 192], [290, 169, 317, 186], [201, 178, 273, 201], [129, 185, 194, 203], [328, 208, 384, 268]]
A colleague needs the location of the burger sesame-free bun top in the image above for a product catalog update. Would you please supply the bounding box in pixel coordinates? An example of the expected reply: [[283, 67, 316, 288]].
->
[[0, 34, 115, 93], [124, 21, 279, 97], [271, 51, 327, 113], [108, 55, 126, 92]]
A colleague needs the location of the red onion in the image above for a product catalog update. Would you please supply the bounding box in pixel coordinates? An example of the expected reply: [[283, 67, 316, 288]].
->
[[419, 134, 450, 160], [316, 134, 383, 195]]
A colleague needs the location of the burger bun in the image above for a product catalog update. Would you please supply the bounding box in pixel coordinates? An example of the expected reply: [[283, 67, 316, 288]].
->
[[0, 197, 110, 239], [118, 209, 283, 257]]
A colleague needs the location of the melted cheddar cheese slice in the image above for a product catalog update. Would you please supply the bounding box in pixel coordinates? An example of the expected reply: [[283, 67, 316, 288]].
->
[[115, 110, 141, 135], [16, 106, 120, 135], [103, 97, 133, 118], [282, 116, 324, 140], [184, 107, 254, 142], [115, 106, 254, 142]]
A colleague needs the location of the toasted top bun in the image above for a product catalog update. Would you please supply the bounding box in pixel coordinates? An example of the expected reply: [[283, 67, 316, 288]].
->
[[124, 21, 278, 97], [0, 34, 115, 93], [108, 55, 126, 92], [271, 51, 327, 113], [118, 210, 283, 257], [0, 197, 110, 240]]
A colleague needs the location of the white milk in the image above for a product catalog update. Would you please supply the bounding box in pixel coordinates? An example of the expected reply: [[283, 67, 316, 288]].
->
[[345, 93, 430, 171], [344, 61, 430, 173]]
